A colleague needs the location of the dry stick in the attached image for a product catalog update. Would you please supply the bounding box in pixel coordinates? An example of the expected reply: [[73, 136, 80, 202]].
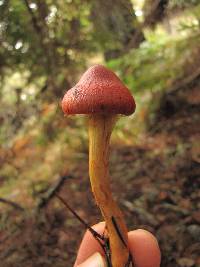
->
[[37, 175, 73, 210], [55, 194, 113, 266], [37, 175, 112, 261], [0, 197, 24, 211], [56, 194, 103, 241]]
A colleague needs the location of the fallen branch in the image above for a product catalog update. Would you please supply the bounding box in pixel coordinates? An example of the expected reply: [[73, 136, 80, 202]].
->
[[0, 197, 24, 211]]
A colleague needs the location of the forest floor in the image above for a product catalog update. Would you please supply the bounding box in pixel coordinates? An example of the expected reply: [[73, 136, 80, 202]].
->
[[0, 80, 200, 267]]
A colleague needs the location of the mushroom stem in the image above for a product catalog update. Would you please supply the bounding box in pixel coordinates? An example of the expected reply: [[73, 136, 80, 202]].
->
[[88, 114, 129, 267]]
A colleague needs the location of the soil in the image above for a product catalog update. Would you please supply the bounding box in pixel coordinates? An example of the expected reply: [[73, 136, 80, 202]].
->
[[0, 80, 200, 267]]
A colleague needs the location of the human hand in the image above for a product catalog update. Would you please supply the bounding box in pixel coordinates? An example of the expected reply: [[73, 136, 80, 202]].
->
[[74, 222, 161, 267]]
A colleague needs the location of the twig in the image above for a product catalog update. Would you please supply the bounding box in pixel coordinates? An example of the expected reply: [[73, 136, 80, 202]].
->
[[37, 175, 73, 210], [55, 194, 104, 241], [55, 194, 113, 266], [0, 197, 24, 211]]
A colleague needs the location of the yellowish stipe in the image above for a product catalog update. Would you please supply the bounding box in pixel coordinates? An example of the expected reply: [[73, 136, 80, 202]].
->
[[88, 114, 129, 267]]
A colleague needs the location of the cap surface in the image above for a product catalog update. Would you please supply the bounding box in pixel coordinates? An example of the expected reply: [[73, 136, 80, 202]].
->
[[62, 65, 136, 116]]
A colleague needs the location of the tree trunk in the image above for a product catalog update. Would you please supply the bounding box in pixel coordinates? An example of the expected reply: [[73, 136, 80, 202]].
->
[[91, 0, 145, 60]]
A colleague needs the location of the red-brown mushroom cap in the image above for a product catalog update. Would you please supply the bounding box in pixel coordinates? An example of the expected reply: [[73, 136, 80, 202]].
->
[[62, 65, 136, 116]]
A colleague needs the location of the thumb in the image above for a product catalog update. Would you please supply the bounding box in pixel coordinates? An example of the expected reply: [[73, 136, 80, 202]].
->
[[76, 252, 106, 267]]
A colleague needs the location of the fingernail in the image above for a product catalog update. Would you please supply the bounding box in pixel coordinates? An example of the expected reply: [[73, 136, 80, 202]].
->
[[77, 252, 105, 267]]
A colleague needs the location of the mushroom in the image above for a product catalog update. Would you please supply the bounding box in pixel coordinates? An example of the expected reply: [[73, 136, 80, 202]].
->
[[62, 65, 136, 267]]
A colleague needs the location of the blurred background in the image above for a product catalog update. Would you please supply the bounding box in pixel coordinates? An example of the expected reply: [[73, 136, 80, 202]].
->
[[0, 0, 200, 266]]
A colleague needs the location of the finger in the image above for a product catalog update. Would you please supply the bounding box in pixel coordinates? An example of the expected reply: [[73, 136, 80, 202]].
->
[[74, 222, 106, 267], [128, 229, 161, 267], [76, 252, 106, 267], [74, 222, 161, 267]]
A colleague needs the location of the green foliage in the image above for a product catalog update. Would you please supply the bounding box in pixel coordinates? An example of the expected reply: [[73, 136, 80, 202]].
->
[[169, 0, 200, 9], [0, 0, 94, 93], [107, 32, 199, 94]]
